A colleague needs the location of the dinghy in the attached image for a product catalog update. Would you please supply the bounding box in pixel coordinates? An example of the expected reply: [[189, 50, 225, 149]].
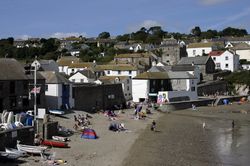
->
[[41, 140, 69, 148], [5, 147, 27, 157], [17, 142, 47, 154], [49, 109, 65, 115], [52, 136, 70, 142], [0, 151, 21, 160]]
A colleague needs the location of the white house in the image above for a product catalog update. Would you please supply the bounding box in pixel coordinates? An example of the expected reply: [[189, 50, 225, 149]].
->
[[69, 70, 96, 83], [241, 64, 250, 70], [228, 43, 250, 61], [39, 71, 74, 110], [67, 62, 93, 76], [96, 76, 132, 101], [57, 56, 81, 75], [94, 64, 138, 78], [132, 71, 197, 103], [209, 50, 239, 72], [187, 42, 216, 57]]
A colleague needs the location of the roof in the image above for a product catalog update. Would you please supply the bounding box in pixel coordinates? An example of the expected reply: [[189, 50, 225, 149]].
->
[[187, 42, 214, 48], [148, 66, 171, 72], [77, 70, 96, 79], [98, 76, 129, 84], [94, 64, 137, 71], [232, 43, 250, 50], [171, 65, 195, 71], [68, 62, 93, 68], [134, 72, 169, 79], [39, 60, 59, 72], [208, 51, 224, 56], [167, 71, 195, 79], [114, 53, 150, 58], [178, 56, 210, 65], [0, 58, 28, 80], [39, 71, 70, 84], [57, 56, 81, 66]]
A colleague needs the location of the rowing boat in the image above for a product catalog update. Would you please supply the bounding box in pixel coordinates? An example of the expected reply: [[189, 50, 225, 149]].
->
[[17, 142, 47, 154], [49, 109, 65, 115], [41, 140, 69, 148], [5, 147, 27, 157]]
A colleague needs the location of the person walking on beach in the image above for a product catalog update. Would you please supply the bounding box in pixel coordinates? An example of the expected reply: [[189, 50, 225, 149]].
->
[[202, 122, 206, 129], [232, 120, 235, 129], [151, 120, 156, 131]]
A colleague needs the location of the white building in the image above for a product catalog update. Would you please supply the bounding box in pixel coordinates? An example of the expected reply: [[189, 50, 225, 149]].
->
[[57, 56, 81, 75], [209, 50, 239, 72], [69, 70, 96, 83], [132, 71, 197, 103], [67, 62, 93, 76], [228, 43, 250, 61], [39, 71, 74, 110], [187, 42, 216, 57]]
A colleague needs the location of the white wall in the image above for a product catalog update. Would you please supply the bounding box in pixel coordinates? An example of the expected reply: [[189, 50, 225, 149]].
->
[[59, 66, 69, 75], [235, 50, 250, 61], [104, 70, 137, 78], [187, 47, 212, 57], [158, 90, 198, 102], [122, 78, 132, 101], [132, 79, 149, 102]]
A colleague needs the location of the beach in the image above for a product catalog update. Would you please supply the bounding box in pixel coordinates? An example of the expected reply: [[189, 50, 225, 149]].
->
[[2, 102, 250, 166]]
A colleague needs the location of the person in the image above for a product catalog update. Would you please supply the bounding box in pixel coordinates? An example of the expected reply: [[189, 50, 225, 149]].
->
[[151, 120, 156, 131], [192, 104, 196, 111], [232, 120, 235, 129], [202, 122, 206, 129]]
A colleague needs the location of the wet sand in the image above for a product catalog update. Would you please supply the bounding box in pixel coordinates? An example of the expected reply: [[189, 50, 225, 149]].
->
[[123, 102, 250, 166]]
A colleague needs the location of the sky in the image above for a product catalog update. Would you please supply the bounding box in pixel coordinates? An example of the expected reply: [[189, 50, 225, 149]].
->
[[0, 0, 250, 39]]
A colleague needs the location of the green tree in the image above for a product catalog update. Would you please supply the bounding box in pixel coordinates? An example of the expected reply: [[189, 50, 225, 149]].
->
[[98, 32, 110, 39], [191, 26, 201, 37]]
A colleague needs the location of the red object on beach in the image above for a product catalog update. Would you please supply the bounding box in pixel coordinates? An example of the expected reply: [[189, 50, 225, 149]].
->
[[41, 140, 69, 148]]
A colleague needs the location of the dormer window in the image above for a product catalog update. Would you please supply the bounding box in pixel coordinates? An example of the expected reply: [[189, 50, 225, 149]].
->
[[225, 56, 229, 60]]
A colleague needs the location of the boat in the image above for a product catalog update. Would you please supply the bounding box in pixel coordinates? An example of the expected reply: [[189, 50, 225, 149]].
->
[[17, 142, 48, 154], [49, 109, 65, 115], [0, 151, 21, 160], [52, 136, 70, 142], [41, 140, 69, 148], [5, 147, 27, 157]]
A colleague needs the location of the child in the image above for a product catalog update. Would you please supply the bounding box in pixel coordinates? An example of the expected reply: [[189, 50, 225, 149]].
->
[[151, 120, 156, 131]]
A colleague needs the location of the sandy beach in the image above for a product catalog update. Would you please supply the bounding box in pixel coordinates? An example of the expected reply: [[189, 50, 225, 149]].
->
[[2, 102, 250, 166]]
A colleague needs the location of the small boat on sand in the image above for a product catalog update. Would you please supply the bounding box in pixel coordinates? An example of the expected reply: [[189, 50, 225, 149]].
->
[[5, 147, 27, 157], [17, 142, 48, 154], [0, 151, 21, 160], [41, 140, 69, 148], [49, 109, 65, 115], [52, 136, 70, 142]]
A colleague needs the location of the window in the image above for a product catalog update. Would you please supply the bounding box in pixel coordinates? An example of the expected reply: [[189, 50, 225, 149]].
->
[[71, 69, 74, 72], [129, 71, 132, 75], [191, 87, 195, 91], [125, 94, 127, 96], [129, 93, 131, 96], [191, 80, 194, 85], [213, 57, 216, 61], [225, 64, 229, 68], [118, 70, 121, 74], [107, 70, 110, 74], [225, 56, 229, 60], [216, 63, 221, 68], [127, 79, 129, 84], [45, 85, 48, 91], [108, 94, 115, 99], [80, 79, 84, 83], [127, 86, 129, 91], [193, 50, 196, 56], [202, 49, 205, 54], [72, 79, 75, 82], [166, 54, 169, 56]]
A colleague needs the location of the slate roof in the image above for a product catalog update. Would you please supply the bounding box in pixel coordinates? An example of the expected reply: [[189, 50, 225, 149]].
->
[[98, 76, 129, 84], [114, 53, 150, 58], [57, 56, 81, 66], [78, 70, 96, 79], [232, 43, 250, 50], [39, 71, 70, 84], [187, 42, 214, 48], [0, 58, 28, 80], [68, 62, 93, 68], [178, 56, 210, 65], [134, 71, 195, 80], [39, 60, 59, 72], [94, 64, 137, 71]]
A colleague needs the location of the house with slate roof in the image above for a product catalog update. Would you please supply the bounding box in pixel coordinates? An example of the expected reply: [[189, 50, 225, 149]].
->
[[39, 71, 74, 110], [0, 58, 46, 112], [209, 50, 239, 72], [178, 56, 215, 81], [187, 42, 219, 57], [132, 71, 197, 103], [69, 69, 96, 83]]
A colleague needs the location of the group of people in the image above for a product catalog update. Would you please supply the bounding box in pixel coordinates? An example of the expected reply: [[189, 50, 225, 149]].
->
[[73, 114, 91, 131]]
